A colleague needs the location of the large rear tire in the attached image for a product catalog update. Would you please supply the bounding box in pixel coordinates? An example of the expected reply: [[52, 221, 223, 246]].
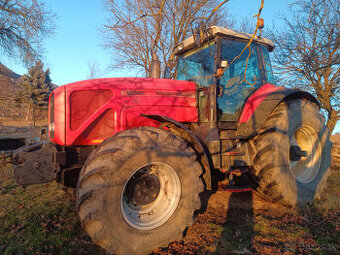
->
[[77, 126, 204, 255], [248, 99, 331, 207]]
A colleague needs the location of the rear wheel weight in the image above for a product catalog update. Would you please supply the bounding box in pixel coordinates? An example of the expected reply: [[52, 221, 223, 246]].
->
[[249, 99, 331, 206], [77, 126, 204, 255]]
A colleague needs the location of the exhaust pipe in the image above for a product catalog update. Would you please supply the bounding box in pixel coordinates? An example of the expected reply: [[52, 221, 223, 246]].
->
[[150, 51, 161, 79]]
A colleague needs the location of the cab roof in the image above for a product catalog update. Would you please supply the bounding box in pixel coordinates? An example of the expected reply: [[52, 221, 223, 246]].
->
[[173, 26, 274, 55]]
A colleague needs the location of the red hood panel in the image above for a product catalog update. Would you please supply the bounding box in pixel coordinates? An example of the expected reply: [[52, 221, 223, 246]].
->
[[50, 78, 197, 146]]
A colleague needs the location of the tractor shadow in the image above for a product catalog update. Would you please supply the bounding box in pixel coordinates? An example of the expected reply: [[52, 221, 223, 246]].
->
[[154, 170, 338, 255], [177, 190, 256, 254], [210, 191, 256, 254]]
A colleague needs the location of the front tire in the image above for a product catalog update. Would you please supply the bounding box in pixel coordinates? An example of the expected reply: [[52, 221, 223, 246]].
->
[[249, 99, 331, 207], [77, 126, 203, 255]]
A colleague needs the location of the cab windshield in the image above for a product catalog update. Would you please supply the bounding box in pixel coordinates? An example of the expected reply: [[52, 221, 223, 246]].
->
[[176, 38, 274, 122], [176, 41, 216, 122], [218, 39, 274, 121], [176, 41, 216, 87]]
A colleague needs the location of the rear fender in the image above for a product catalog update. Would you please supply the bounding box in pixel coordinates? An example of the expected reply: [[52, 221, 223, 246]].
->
[[141, 114, 213, 190], [237, 85, 319, 139]]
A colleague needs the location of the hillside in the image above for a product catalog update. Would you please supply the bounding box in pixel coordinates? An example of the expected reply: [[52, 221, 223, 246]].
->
[[0, 63, 21, 80], [0, 63, 21, 118]]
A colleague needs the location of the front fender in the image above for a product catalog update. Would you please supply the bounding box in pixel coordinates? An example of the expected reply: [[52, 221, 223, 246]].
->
[[237, 84, 319, 139], [141, 114, 213, 190]]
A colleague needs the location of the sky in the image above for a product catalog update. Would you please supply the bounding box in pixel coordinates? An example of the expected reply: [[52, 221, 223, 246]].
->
[[1, 0, 339, 133], [2, 0, 290, 85]]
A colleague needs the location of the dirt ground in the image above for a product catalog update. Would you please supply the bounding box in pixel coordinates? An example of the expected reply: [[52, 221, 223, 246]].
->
[[152, 188, 339, 255], [0, 165, 339, 255], [0, 139, 339, 254], [151, 141, 340, 255], [152, 148, 340, 255]]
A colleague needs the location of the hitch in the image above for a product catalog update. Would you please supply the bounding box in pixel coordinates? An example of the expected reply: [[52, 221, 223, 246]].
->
[[219, 167, 252, 192]]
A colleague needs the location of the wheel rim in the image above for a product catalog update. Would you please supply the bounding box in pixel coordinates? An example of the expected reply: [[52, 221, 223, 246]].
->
[[290, 125, 322, 183], [121, 162, 181, 230]]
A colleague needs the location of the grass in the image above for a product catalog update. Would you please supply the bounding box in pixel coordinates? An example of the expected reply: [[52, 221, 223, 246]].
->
[[248, 166, 339, 255], [0, 164, 105, 255], [0, 162, 339, 254]]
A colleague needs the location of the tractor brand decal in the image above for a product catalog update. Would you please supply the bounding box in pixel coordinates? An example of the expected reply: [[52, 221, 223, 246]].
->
[[131, 96, 140, 105], [156, 91, 194, 97], [125, 90, 145, 96], [121, 90, 195, 98]]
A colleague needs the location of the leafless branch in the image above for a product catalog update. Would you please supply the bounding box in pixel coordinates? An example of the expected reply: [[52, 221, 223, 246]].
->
[[270, 0, 339, 131]]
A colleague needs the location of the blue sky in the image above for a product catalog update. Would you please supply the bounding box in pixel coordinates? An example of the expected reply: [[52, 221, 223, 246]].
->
[[2, 0, 290, 85], [3, 0, 121, 84], [1, 0, 339, 133]]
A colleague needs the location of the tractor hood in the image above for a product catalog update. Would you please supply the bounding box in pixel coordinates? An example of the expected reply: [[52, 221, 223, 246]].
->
[[49, 78, 197, 146]]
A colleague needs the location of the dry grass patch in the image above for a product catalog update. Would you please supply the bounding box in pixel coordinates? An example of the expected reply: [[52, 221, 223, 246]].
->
[[0, 163, 339, 254]]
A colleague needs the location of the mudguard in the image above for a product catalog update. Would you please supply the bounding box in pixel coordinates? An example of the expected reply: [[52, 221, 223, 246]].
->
[[237, 84, 319, 139], [141, 114, 213, 190]]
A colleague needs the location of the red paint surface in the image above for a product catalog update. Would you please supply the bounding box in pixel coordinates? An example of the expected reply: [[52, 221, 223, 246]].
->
[[238, 84, 282, 123], [48, 86, 66, 145], [49, 78, 197, 146]]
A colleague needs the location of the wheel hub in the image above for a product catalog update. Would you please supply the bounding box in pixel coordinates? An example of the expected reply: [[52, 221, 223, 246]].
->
[[289, 145, 308, 162], [128, 174, 160, 206], [121, 162, 181, 230], [290, 125, 322, 183]]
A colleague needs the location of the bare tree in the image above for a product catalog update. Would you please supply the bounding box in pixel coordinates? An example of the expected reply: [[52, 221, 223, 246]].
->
[[103, 0, 234, 77], [270, 0, 339, 132], [0, 0, 55, 65], [87, 60, 103, 79]]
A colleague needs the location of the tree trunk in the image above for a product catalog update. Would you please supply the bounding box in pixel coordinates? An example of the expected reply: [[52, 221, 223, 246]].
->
[[32, 105, 36, 136], [326, 110, 338, 133], [25, 104, 32, 121]]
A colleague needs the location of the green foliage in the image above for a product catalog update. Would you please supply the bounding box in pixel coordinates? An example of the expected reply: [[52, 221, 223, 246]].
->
[[0, 165, 105, 255], [15, 60, 53, 123]]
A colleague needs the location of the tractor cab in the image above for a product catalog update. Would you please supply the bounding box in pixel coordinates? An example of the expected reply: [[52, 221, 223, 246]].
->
[[174, 26, 275, 123]]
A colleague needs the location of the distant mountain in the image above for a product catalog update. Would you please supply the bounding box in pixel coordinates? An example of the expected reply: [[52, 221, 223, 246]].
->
[[0, 63, 21, 117], [0, 63, 21, 80], [0, 63, 20, 91]]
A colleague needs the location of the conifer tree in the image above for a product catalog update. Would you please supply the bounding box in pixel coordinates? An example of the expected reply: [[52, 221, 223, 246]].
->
[[16, 60, 53, 129]]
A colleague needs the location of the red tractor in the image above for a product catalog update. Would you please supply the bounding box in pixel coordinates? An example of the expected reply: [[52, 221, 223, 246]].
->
[[14, 26, 331, 254]]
